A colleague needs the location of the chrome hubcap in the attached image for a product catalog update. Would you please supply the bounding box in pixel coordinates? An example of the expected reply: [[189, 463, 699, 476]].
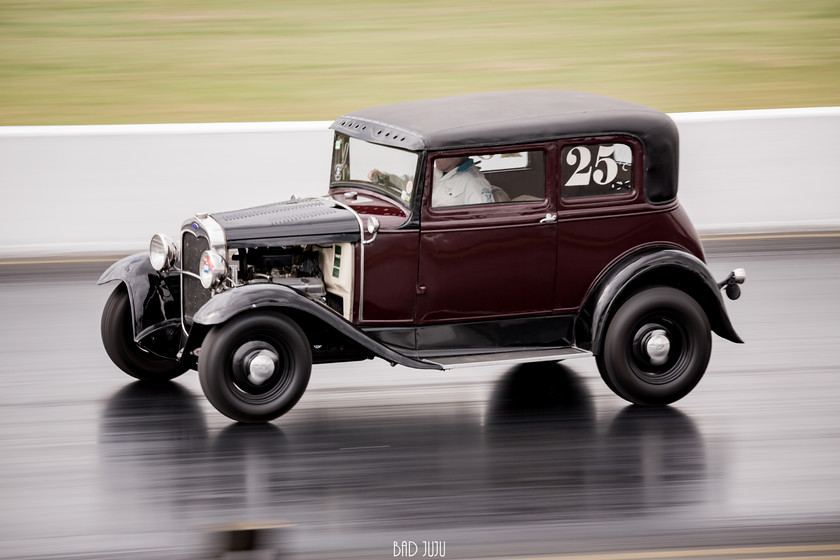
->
[[644, 329, 671, 366], [247, 350, 278, 385]]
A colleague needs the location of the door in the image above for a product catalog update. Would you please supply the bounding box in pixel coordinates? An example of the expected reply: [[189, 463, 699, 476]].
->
[[416, 146, 557, 324]]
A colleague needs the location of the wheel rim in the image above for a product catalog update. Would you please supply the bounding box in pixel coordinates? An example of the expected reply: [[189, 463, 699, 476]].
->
[[627, 315, 689, 384], [229, 339, 293, 404]]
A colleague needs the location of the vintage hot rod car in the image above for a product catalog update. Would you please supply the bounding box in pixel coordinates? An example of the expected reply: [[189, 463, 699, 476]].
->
[[99, 90, 745, 423]]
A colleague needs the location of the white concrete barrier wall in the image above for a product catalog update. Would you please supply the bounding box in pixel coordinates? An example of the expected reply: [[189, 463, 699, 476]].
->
[[0, 122, 333, 257], [1, 109, 838, 258], [672, 108, 840, 233]]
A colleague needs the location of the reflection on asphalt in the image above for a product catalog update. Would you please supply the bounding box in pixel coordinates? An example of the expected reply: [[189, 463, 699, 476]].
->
[[97, 364, 708, 558]]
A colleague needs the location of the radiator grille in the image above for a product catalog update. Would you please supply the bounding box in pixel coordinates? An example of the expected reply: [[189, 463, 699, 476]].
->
[[181, 232, 211, 325]]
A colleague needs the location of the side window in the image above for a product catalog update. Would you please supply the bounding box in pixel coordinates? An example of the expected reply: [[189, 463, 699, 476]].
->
[[561, 143, 634, 199], [431, 150, 545, 208]]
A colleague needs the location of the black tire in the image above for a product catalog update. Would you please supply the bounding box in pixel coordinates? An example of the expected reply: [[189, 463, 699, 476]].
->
[[198, 311, 312, 423], [101, 284, 188, 382], [596, 286, 711, 406]]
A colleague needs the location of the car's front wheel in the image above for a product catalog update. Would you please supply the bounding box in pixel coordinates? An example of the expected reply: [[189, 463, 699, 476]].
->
[[596, 286, 711, 406], [101, 284, 188, 382], [198, 311, 312, 423]]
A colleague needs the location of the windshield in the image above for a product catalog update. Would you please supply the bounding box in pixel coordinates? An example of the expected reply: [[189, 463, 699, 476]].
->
[[330, 133, 419, 205]]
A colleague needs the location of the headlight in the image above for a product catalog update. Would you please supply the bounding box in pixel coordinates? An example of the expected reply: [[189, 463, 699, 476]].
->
[[149, 233, 178, 271], [199, 250, 227, 289]]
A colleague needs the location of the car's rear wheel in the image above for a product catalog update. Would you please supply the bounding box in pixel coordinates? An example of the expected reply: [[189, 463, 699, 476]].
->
[[596, 286, 711, 406], [198, 311, 312, 423], [101, 284, 188, 382]]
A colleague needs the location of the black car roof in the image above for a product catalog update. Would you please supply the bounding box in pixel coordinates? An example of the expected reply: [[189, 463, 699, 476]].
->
[[331, 90, 680, 205], [331, 90, 672, 149]]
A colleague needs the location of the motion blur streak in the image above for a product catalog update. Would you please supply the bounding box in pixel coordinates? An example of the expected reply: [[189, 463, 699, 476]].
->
[[0, 236, 838, 559]]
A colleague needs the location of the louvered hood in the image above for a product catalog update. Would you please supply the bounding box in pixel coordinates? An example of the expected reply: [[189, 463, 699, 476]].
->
[[211, 198, 361, 249]]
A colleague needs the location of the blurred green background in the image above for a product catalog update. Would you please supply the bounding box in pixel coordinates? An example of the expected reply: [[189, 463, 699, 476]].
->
[[1, 0, 838, 125]]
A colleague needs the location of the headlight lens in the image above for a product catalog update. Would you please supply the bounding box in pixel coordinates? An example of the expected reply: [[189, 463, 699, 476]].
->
[[149, 233, 178, 271], [199, 250, 227, 289]]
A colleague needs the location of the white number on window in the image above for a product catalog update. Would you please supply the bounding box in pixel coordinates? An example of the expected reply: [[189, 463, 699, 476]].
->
[[593, 145, 619, 185], [561, 143, 633, 198], [564, 146, 593, 186]]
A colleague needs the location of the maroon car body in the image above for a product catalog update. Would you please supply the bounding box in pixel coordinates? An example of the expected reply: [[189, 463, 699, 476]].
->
[[99, 90, 745, 423]]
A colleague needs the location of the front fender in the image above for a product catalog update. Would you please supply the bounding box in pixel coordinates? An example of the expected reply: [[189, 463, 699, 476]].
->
[[579, 248, 743, 354], [192, 284, 440, 370], [99, 253, 174, 334]]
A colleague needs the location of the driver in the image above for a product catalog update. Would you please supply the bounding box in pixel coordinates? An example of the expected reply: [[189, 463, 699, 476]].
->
[[369, 156, 494, 208], [431, 156, 494, 208]]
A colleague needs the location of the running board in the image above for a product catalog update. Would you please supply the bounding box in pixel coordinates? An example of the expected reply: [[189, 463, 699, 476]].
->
[[421, 347, 592, 370]]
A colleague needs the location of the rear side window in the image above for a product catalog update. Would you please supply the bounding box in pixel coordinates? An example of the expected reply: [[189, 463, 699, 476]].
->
[[561, 143, 633, 199]]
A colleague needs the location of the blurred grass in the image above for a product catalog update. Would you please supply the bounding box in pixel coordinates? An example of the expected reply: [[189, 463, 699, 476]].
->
[[0, 0, 838, 125]]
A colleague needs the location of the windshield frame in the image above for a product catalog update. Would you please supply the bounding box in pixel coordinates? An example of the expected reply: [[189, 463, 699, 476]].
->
[[330, 132, 421, 208]]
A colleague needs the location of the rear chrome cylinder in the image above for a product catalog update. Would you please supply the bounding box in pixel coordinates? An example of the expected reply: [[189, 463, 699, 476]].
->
[[643, 329, 671, 366]]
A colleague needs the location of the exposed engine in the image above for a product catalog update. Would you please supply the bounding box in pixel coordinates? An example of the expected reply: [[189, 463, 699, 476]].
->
[[230, 245, 351, 318], [234, 246, 324, 293]]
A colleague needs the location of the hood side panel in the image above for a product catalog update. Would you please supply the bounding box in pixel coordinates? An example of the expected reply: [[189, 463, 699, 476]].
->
[[211, 199, 360, 246]]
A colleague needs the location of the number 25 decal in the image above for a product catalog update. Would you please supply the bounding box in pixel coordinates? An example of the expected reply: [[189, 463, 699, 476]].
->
[[564, 145, 620, 187]]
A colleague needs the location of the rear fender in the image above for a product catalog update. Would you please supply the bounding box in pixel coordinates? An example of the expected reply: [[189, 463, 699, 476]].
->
[[577, 248, 743, 354], [191, 284, 440, 370]]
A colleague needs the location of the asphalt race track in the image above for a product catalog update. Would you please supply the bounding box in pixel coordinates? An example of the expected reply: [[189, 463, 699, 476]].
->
[[0, 235, 839, 560]]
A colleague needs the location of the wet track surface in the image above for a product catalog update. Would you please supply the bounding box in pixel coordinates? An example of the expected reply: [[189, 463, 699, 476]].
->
[[1, 237, 839, 559]]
